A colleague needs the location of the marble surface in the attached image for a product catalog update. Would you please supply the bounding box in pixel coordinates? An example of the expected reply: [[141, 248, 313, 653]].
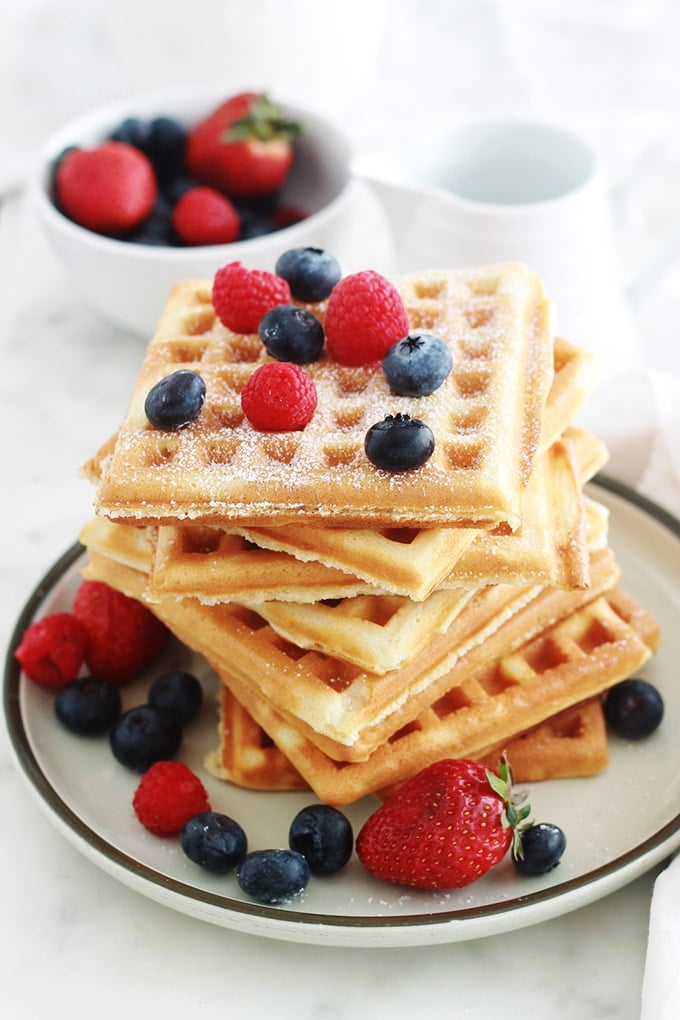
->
[[3, 2, 680, 1017]]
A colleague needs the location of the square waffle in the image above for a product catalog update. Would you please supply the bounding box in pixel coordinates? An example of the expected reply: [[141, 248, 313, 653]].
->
[[476, 698, 610, 782], [210, 337, 598, 597], [205, 686, 309, 792], [79, 543, 621, 759], [94, 263, 554, 530], [147, 426, 602, 606], [86, 337, 595, 604], [206, 588, 659, 805], [205, 687, 609, 792]]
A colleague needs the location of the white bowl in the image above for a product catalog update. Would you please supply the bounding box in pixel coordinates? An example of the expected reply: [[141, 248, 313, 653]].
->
[[32, 87, 354, 336]]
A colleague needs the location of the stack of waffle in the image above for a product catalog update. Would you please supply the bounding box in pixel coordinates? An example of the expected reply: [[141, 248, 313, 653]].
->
[[80, 263, 660, 805]]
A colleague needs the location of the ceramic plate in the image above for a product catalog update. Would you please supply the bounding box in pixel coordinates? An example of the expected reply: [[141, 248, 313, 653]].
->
[[5, 478, 680, 947]]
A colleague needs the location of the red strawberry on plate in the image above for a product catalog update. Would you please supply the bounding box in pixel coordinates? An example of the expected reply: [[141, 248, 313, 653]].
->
[[186, 92, 299, 200], [72, 580, 169, 686], [55, 141, 157, 236], [356, 757, 530, 890]]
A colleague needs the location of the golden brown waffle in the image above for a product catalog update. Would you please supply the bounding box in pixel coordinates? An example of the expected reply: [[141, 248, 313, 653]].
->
[[150, 518, 475, 604], [250, 435, 606, 674], [207, 587, 659, 804], [88, 337, 595, 604], [477, 698, 609, 782], [204, 686, 308, 792], [80, 544, 621, 758], [80, 517, 482, 674], [212, 339, 600, 597], [145, 428, 601, 606], [540, 337, 597, 451], [94, 264, 554, 530], [205, 687, 609, 793], [233, 549, 621, 763], [150, 524, 381, 604], [79, 517, 154, 573]]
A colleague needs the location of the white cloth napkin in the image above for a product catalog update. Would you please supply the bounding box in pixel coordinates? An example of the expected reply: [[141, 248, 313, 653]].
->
[[636, 371, 680, 1019], [641, 853, 680, 1019]]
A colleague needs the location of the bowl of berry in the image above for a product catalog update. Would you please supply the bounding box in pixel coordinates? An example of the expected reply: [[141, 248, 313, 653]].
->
[[33, 87, 354, 336]]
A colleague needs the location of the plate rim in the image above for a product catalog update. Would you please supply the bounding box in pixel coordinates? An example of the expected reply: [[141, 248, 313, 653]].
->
[[4, 474, 680, 944]]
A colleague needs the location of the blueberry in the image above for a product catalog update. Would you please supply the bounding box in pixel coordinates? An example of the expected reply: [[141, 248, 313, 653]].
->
[[603, 679, 664, 739], [258, 305, 324, 364], [144, 369, 206, 429], [148, 670, 203, 725], [161, 174, 198, 206], [146, 116, 187, 182], [128, 199, 177, 246], [238, 212, 275, 240], [364, 414, 435, 472], [236, 849, 310, 904], [110, 704, 182, 772], [180, 812, 247, 874], [289, 804, 353, 874], [514, 823, 566, 876], [50, 145, 79, 204], [275, 247, 341, 303], [109, 116, 152, 151], [382, 333, 453, 396], [54, 676, 122, 735]]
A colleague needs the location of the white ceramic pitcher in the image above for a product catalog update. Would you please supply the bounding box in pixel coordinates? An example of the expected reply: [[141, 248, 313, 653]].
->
[[354, 117, 644, 379]]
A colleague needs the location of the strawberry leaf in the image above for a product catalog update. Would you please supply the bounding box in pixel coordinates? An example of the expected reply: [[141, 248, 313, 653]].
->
[[225, 94, 300, 144], [488, 755, 533, 857], [486, 769, 510, 800]]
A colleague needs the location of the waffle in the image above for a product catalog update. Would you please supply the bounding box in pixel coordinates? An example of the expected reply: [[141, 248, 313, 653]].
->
[[206, 587, 659, 804], [205, 686, 609, 792], [79, 517, 154, 573], [80, 516, 482, 675], [212, 338, 599, 594], [540, 337, 597, 451], [94, 263, 554, 531], [205, 685, 308, 792], [477, 698, 609, 781], [250, 434, 598, 673], [149, 427, 597, 606], [80, 544, 621, 758], [150, 524, 381, 604], [88, 336, 594, 604]]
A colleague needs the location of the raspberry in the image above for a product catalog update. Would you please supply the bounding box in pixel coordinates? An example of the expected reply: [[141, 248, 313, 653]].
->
[[324, 270, 410, 366], [72, 580, 169, 686], [212, 261, 291, 334], [133, 761, 211, 836], [55, 141, 157, 236], [241, 362, 317, 431], [171, 186, 240, 246], [14, 613, 86, 689]]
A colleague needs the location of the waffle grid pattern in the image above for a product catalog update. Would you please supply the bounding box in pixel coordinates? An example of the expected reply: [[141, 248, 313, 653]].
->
[[96, 264, 554, 528], [208, 588, 658, 805]]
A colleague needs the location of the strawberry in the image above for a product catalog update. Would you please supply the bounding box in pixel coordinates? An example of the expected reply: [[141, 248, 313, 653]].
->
[[186, 92, 299, 200], [356, 757, 531, 890], [55, 141, 157, 236], [72, 580, 169, 686]]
